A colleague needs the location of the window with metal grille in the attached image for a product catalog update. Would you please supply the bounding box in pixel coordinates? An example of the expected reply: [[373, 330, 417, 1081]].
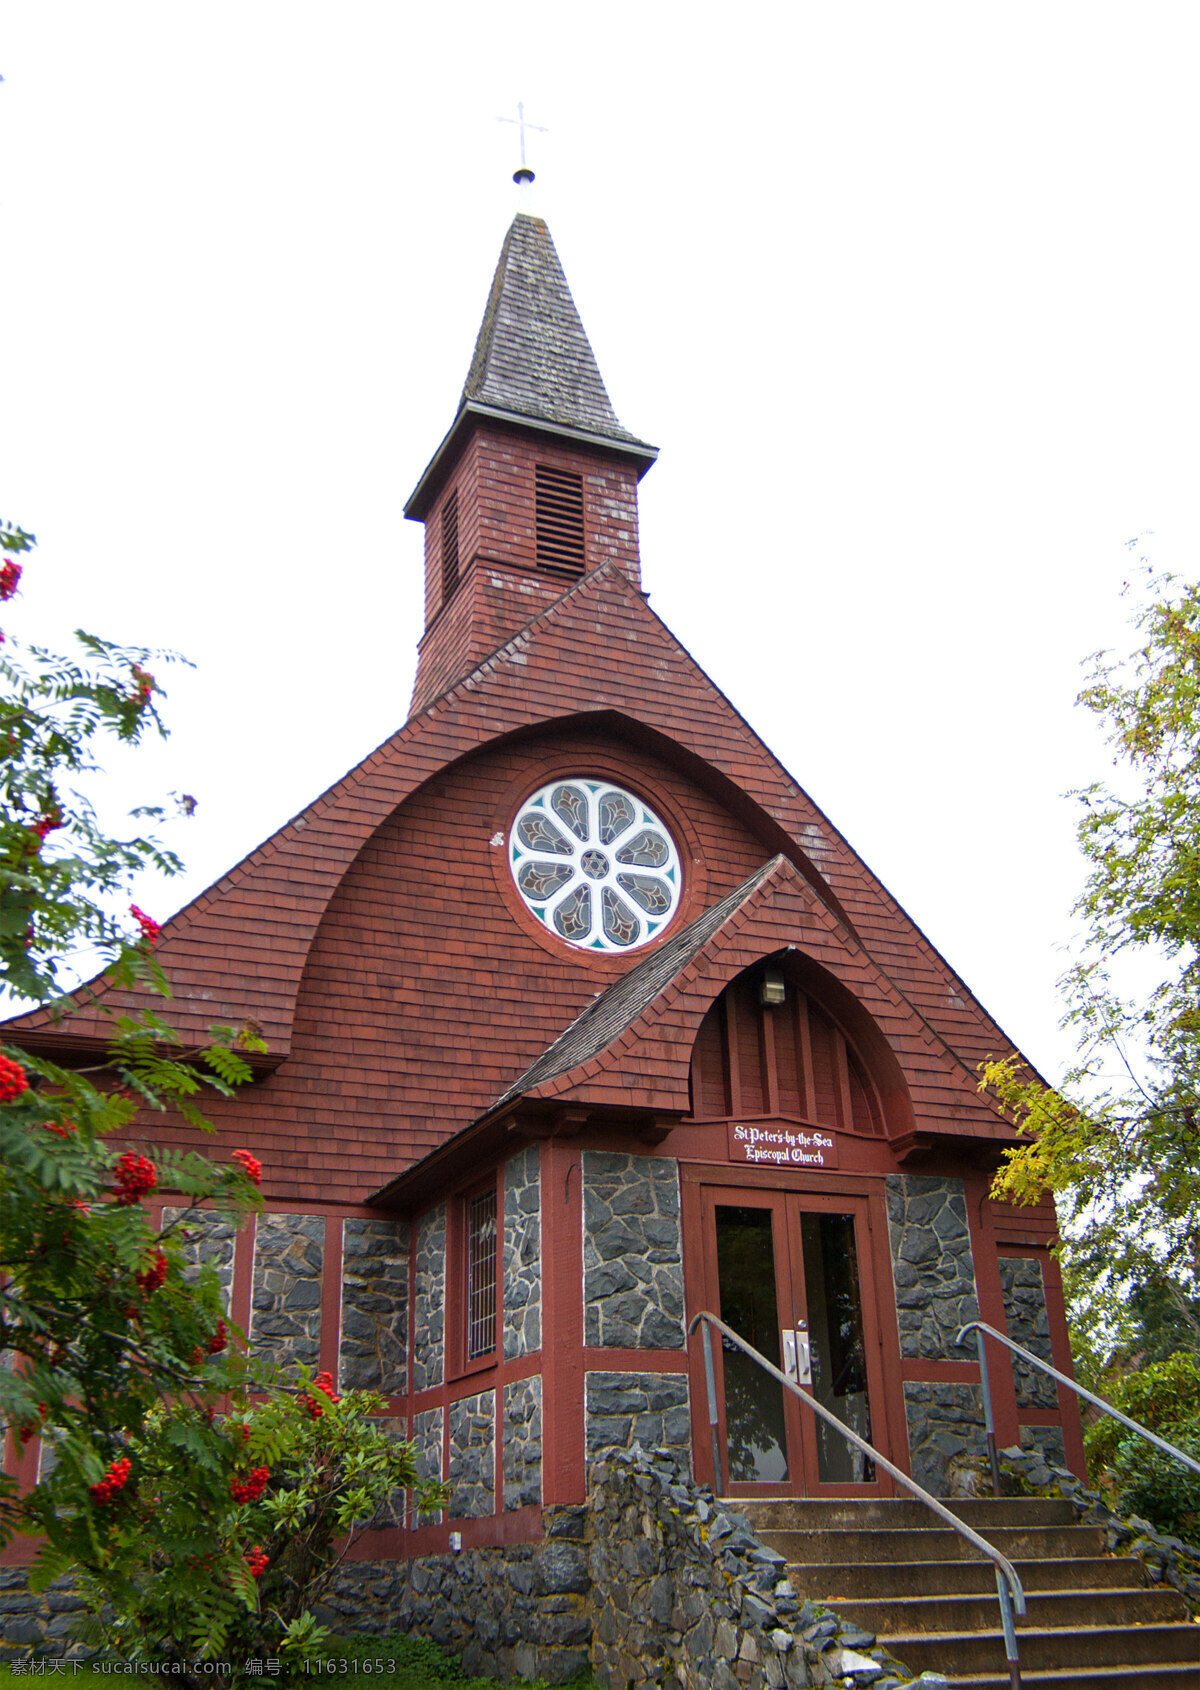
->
[[441, 487, 460, 602], [535, 465, 585, 575], [465, 1187, 497, 1359]]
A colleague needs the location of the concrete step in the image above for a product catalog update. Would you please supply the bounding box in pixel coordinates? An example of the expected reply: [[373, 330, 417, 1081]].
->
[[828, 1584, 1184, 1635], [758, 1522, 1106, 1563], [730, 1495, 1077, 1531], [885, 1621, 1200, 1675], [794, 1555, 1140, 1600], [941, 1667, 1200, 1690]]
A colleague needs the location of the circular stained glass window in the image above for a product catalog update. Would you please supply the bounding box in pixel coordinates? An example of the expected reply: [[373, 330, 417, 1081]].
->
[[509, 779, 682, 952]]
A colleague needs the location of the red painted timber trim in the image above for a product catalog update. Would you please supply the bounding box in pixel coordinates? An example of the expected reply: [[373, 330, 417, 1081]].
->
[[900, 1360, 981, 1383], [231, 1211, 256, 1338], [582, 1349, 688, 1373], [540, 1138, 584, 1505], [322, 1215, 344, 1379]]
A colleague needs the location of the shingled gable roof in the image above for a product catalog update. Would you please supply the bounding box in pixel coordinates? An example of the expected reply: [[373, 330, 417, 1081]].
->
[[492, 850, 1013, 1146], [491, 858, 782, 1110], [406, 216, 656, 516], [3, 561, 1034, 1125]]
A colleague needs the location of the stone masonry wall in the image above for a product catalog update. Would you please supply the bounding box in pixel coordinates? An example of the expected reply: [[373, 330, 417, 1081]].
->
[[448, 1391, 496, 1519], [903, 1382, 988, 1497], [504, 1145, 541, 1360], [413, 1405, 444, 1528], [886, 1174, 983, 1493], [503, 1375, 542, 1511], [998, 1255, 1057, 1410], [885, 1175, 980, 1360], [249, 1212, 325, 1370], [582, 1152, 684, 1350], [585, 1372, 691, 1469], [320, 1507, 594, 1687], [162, 1206, 235, 1311], [1, 1448, 953, 1686], [340, 1216, 409, 1394], [412, 1204, 446, 1393]]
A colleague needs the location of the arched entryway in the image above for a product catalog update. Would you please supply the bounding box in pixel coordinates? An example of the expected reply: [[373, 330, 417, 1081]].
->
[[681, 953, 910, 1497]]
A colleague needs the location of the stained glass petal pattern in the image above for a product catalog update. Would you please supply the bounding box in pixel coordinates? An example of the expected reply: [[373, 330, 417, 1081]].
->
[[615, 829, 669, 868], [509, 778, 682, 952], [518, 861, 574, 901]]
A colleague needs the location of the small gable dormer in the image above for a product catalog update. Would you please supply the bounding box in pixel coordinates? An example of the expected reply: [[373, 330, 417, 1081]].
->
[[404, 214, 657, 716]]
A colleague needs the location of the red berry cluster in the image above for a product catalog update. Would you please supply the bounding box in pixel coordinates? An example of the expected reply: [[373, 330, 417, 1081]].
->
[[17, 1404, 47, 1447], [298, 1392, 323, 1420], [136, 1249, 168, 1295], [89, 1456, 132, 1504], [113, 1152, 157, 1205], [230, 1466, 270, 1504], [129, 904, 161, 946], [206, 1318, 227, 1355], [231, 1149, 262, 1186], [313, 1370, 340, 1403], [44, 1118, 77, 1138], [245, 1547, 269, 1581], [0, 559, 22, 601], [129, 665, 154, 708], [28, 809, 63, 854], [0, 1056, 29, 1104]]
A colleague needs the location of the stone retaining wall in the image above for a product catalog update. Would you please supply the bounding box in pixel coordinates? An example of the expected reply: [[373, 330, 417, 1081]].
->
[[0, 1448, 957, 1688]]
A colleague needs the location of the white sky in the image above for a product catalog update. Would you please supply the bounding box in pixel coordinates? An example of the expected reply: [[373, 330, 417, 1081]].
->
[[3, 3, 1199, 1087]]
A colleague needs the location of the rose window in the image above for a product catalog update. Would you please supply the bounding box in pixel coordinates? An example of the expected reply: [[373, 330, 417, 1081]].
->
[[509, 779, 682, 952]]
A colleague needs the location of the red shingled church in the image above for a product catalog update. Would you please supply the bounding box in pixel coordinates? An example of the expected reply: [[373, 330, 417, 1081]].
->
[[3, 211, 1082, 1594]]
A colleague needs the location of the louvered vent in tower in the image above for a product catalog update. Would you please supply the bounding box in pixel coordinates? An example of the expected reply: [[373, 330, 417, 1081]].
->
[[441, 488, 460, 602], [535, 465, 585, 575]]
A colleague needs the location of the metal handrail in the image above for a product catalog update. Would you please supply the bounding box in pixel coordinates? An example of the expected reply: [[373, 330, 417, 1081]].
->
[[689, 1310, 1027, 1690], [956, 1318, 1200, 1496]]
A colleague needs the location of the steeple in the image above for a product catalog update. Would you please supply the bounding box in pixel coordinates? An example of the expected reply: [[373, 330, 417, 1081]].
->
[[405, 216, 657, 717], [459, 215, 648, 451]]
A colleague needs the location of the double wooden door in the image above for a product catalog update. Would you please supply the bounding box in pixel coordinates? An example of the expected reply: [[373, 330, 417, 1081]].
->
[[694, 1183, 893, 1496]]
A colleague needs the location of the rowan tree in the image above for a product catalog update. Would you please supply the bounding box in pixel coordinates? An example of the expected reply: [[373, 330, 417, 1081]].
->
[[0, 525, 439, 1675]]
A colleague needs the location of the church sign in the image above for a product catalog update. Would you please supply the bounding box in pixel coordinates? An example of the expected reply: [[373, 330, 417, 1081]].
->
[[727, 1122, 840, 1169]]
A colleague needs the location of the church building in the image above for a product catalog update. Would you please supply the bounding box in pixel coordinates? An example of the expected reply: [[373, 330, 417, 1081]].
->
[[4, 209, 1082, 1617]]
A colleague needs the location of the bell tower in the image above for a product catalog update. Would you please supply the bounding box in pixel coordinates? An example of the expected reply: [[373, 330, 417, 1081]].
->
[[404, 214, 657, 716]]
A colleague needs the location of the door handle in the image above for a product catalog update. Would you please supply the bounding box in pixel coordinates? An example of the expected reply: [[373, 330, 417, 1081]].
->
[[781, 1328, 812, 1387], [795, 1330, 812, 1386]]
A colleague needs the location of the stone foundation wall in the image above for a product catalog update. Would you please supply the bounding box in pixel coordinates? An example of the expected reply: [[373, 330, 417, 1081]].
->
[[320, 1507, 593, 1687], [0, 1449, 956, 1686]]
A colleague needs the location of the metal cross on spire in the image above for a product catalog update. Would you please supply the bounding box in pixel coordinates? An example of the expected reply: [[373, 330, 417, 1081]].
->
[[498, 101, 547, 187]]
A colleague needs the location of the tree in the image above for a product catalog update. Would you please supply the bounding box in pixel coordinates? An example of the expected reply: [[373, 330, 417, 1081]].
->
[[984, 560, 1200, 1381], [0, 525, 439, 1673]]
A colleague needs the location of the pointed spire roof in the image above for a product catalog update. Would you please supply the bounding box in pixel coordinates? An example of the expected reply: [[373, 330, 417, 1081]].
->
[[461, 215, 645, 445], [405, 214, 656, 517]]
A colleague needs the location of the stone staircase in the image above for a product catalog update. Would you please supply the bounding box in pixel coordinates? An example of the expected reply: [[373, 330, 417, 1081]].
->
[[735, 1495, 1200, 1688]]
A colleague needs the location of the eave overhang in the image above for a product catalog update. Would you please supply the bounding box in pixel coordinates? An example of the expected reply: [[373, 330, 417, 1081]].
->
[[403, 401, 659, 522]]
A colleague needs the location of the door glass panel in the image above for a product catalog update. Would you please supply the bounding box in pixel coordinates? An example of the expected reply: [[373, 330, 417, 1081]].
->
[[715, 1205, 789, 1482], [801, 1212, 876, 1482]]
